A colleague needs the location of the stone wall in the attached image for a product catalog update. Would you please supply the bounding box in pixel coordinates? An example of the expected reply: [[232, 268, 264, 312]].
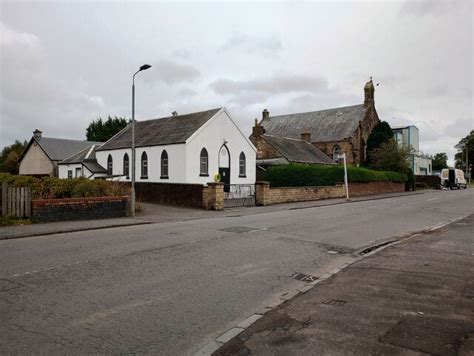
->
[[256, 180, 405, 206], [348, 181, 405, 196], [202, 182, 224, 210], [134, 182, 203, 208], [256, 182, 345, 205], [32, 196, 129, 223]]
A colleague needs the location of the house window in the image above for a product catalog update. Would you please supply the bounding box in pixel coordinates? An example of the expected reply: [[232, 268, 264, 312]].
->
[[123, 153, 130, 178], [332, 145, 341, 160], [67, 170, 73, 179], [200, 148, 208, 176], [239, 152, 246, 177], [161, 150, 169, 179], [107, 154, 113, 175], [75, 167, 81, 177], [141, 151, 148, 179]]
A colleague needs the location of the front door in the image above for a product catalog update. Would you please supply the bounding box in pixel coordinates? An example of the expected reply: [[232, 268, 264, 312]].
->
[[219, 168, 230, 192], [219, 144, 230, 192]]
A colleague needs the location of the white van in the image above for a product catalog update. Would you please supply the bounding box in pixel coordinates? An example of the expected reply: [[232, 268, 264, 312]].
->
[[440, 168, 467, 189]]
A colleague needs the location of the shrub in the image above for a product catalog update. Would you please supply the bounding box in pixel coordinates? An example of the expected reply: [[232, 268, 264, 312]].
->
[[262, 163, 407, 187], [0, 173, 130, 199]]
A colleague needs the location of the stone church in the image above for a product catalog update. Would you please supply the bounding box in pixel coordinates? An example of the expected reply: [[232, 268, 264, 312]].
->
[[251, 79, 380, 165]]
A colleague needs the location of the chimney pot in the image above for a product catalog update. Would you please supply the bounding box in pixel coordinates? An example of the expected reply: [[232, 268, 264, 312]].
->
[[33, 129, 42, 140], [262, 109, 269, 120], [301, 131, 311, 142], [172, 111, 178, 117]]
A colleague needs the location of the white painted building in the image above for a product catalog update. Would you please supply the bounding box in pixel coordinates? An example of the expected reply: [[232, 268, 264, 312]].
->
[[58, 144, 107, 179], [95, 107, 256, 186], [392, 125, 433, 175]]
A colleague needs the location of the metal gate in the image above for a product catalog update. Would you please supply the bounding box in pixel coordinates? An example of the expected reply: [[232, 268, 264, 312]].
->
[[223, 184, 255, 208]]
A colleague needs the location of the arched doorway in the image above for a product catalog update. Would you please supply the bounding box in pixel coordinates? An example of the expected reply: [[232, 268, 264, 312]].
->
[[219, 144, 230, 192]]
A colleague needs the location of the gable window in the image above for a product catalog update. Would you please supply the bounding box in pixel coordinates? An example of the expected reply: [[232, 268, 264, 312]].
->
[[161, 150, 169, 179], [332, 145, 341, 161], [200, 148, 209, 176], [107, 154, 113, 175], [141, 151, 148, 179], [123, 153, 130, 178], [67, 170, 73, 179], [239, 152, 246, 177]]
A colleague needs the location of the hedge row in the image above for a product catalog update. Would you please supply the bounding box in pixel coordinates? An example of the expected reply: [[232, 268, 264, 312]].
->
[[262, 164, 408, 188], [0, 173, 129, 199]]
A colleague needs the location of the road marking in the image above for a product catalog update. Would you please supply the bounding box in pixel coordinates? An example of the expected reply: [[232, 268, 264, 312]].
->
[[426, 198, 438, 201]]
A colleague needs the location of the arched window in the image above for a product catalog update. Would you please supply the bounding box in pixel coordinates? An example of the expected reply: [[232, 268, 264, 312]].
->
[[107, 154, 113, 175], [141, 151, 148, 178], [200, 148, 209, 176], [332, 145, 341, 161], [239, 152, 246, 177], [123, 153, 129, 178], [161, 150, 169, 179]]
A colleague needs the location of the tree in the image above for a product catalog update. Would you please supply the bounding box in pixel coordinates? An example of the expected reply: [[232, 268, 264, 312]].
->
[[86, 116, 129, 142], [367, 139, 411, 174], [367, 121, 393, 151], [0, 140, 28, 174], [454, 130, 474, 171], [432, 152, 448, 171]]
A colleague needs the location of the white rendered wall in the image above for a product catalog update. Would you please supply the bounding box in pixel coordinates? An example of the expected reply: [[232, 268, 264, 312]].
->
[[185, 109, 256, 185], [96, 144, 186, 183], [58, 163, 83, 178]]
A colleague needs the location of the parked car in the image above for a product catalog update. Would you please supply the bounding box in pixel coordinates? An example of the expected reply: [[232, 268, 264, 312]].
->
[[440, 168, 467, 189]]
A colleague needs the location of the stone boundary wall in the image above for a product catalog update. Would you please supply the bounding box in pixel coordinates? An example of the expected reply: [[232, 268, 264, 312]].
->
[[32, 196, 129, 223], [256, 181, 405, 206], [202, 183, 224, 210], [134, 182, 203, 208]]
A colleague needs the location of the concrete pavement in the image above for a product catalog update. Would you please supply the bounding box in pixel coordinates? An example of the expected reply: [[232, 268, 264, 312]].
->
[[0, 189, 472, 355], [214, 214, 474, 355]]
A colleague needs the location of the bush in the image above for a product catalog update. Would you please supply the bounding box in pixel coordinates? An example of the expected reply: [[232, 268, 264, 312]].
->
[[0, 173, 129, 199], [262, 163, 407, 188]]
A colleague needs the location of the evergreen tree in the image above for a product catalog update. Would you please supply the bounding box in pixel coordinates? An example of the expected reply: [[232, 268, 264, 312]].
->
[[86, 116, 129, 142]]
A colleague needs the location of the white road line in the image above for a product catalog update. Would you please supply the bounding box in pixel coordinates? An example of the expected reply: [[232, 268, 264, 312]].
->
[[426, 198, 438, 201]]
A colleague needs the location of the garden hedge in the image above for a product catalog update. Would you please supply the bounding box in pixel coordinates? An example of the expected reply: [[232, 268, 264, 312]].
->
[[0, 173, 129, 199], [262, 164, 408, 188]]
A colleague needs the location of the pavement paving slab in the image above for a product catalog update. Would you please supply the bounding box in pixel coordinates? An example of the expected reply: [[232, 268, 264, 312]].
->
[[213, 214, 474, 356]]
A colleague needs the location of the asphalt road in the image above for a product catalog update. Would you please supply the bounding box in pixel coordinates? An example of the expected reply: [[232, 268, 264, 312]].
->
[[0, 189, 473, 355]]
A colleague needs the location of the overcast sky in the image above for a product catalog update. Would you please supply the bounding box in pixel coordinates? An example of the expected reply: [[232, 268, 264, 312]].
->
[[1, 0, 472, 164]]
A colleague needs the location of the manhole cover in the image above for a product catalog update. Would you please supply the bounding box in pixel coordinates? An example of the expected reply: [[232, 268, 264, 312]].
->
[[219, 226, 259, 234], [291, 272, 318, 282], [321, 299, 347, 306]]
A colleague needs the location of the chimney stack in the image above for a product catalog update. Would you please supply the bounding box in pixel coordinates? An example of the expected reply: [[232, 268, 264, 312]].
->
[[33, 129, 42, 140], [301, 131, 311, 142], [172, 111, 178, 117], [262, 109, 269, 120], [252, 118, 266, 138]]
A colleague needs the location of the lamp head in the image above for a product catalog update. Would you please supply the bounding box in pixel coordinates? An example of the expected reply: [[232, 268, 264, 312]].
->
[[139, 64, 152, 71]]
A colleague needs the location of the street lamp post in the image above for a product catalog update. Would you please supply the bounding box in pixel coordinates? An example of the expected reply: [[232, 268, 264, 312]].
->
[[336, 152, 350, 201], [131, 64, 151, 217]]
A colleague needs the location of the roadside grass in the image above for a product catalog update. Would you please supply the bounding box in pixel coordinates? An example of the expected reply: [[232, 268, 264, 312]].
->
[[0, 216, 32, 227]]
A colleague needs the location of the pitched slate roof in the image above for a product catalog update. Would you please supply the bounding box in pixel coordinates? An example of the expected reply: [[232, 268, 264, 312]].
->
[[97, 108, 222, 151], [262, 135, 335, 165], [261, 104, 367, 143], [35, 137, 102, 161], [58, 144, 107, 174]]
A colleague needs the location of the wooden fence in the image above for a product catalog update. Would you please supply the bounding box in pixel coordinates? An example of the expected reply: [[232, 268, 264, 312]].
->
[[1, 183, 31, 218]]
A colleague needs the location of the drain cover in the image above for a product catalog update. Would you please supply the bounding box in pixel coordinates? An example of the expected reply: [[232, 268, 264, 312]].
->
[[321, 299, 347, 306], [219, 226, 259, 234], [291, 272, 318, 282]]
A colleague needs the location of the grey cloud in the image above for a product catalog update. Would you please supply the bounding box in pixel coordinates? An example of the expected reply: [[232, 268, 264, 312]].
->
[[143, 59, 200, 85], [399, 0, 470, 17], [210, 75, 328, 96], [220, 32, 283, 56], [172, 48, 192, 60]]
